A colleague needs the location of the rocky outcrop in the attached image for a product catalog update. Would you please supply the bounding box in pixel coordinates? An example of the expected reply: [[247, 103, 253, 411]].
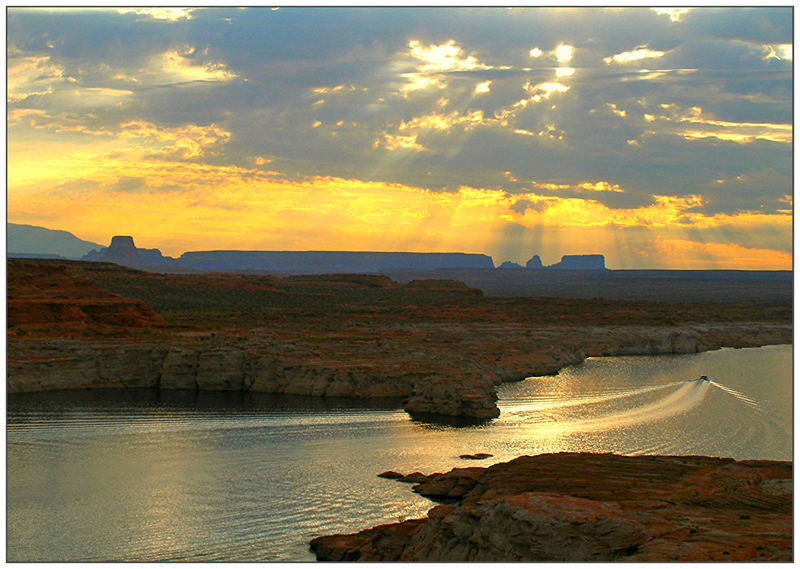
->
[[519, 253, 606, 270], [82, 235, 178, 270], [403, 377, 500, 421], [459, 453, 492, 460], [310, 453, 792, 562], [401, 494, 651, 561], [7, 323, 792, 422], [525, 255, 543, 269], [7, 259, 166, 335], [497, 261, 523, 269]]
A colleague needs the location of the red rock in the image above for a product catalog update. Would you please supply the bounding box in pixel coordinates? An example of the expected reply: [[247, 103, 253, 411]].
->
[[397, 472, 429, 484], [310, 453, 792, 562], [309, 518, 426, 561], [377, 471, 404, 479], [7, 259, 166, 336]]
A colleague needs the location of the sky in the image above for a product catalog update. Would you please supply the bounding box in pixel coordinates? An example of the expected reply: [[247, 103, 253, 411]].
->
[[6, 6, 793, 269]]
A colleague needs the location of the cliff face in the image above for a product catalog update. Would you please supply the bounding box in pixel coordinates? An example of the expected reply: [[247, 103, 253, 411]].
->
[[310, 453, 792, 562], [177, 250, 495, 273], [8, 323, 791, 422]]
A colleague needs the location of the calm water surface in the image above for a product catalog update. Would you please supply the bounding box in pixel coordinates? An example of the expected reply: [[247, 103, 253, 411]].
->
[[7, 344, 791, 561]]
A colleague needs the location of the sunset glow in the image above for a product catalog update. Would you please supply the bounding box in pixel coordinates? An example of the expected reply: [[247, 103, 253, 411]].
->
[[7, 7, 792, 269]]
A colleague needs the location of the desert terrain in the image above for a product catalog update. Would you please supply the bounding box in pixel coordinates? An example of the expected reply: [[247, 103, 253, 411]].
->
[[8, 258, 790, 420]]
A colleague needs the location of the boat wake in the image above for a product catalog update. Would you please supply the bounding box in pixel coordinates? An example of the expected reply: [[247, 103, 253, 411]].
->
[[503, 373, 770, 437], [502, 380, 685, 415], [504, 380, 713, 434], [708, 380, 764, 411]]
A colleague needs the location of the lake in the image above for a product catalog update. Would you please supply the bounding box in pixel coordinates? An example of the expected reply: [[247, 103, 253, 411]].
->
[[7, 344, 791, 561]]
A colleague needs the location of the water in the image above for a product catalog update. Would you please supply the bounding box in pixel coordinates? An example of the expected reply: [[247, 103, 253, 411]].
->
[[7, 344, 791, 562]]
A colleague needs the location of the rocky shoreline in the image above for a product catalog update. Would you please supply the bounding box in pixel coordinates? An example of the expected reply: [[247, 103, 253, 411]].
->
[[8, 323, 791, 421], [310, 452, 793, 561], [7, 259, 792, 421]]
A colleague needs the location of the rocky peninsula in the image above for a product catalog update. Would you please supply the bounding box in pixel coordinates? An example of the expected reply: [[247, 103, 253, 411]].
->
[[310, 452, 792, 562], [7, 258, 791, 422]]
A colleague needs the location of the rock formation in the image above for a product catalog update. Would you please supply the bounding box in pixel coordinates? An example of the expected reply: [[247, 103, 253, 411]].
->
[[177, 250, 494, 273], [497, 261, 524, 269], [525, 255, 543, 269], [403, 376, 500, 421], [310, 453, 792, 562], [82, 236, 178, 271], [7, 259, 166, 336], [7, 259, 792, 422], [547, 254, 606, 270]]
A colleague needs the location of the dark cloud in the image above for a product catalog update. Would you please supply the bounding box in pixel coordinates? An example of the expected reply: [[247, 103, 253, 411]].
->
[[8, 7, 793, 217]]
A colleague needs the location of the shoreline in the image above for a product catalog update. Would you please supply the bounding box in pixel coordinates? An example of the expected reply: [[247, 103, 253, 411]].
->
[[309, 452, 793, 562], [7, 258, 792, 421], [8, 324, 791, 421]]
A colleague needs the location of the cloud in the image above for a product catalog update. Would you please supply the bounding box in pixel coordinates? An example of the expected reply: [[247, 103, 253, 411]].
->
[[554, 44, 574, 63], [651, 8, 690, 23], [6, 7, 792, 268], [641, 104, 792, 144], [12, 110, 231, 159], [7, 54, 75, 102], [396, 39, 494, 94], [604, 47, 665, 64], [762, 43, 792, 61], [156, 46, 238, 84], [117, 8, 195, 21]]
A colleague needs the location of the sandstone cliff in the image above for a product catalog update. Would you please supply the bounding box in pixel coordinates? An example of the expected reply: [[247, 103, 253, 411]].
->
[[310, 453, 792, 562], [8, 322, 791, 422]]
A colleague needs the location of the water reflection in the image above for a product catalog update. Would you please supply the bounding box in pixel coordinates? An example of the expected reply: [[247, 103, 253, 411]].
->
[[7, 345, 791, 562]]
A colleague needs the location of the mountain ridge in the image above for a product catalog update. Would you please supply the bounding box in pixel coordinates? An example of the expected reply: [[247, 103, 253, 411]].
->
[[8, 223, 103, 259]]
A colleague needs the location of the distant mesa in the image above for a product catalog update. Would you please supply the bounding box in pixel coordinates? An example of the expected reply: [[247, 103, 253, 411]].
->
[[176, 250, 494, 273], [525, 255, 543, 269], [547, 254, 606, 270], [82, 235, 178, 270], [19, 227, 608, 274], [77, 236, 494, 273]]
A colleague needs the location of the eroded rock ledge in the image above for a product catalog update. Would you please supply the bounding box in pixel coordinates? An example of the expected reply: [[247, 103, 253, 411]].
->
[[310, 452, 792, 562], [8, 323, 791, 421]]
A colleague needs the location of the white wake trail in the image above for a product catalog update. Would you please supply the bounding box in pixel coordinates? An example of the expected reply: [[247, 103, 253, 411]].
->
[[520, 381, 710, 435], [503, 380, 684, 414], [709, 380, 763, 411]]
